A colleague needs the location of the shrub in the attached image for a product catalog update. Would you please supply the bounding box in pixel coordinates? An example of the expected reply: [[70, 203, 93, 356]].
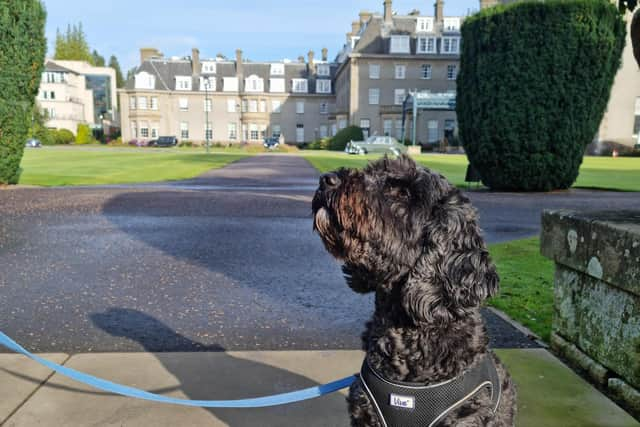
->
[[75, 123, 95, 144], [457, 0, 626, 191], [0, 0, 47, 184], [52, 128, 75, 145], [307, 138, 332, 150], [329, 126, 363, 151], [178, 140, 193, 147]]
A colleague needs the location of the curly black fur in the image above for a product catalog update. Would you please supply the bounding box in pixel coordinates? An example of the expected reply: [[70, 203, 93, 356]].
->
[[312, 155, 516, 426]]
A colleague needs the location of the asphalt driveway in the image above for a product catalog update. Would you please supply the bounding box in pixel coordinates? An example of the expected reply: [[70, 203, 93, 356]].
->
[[1, 154, 637, 353]]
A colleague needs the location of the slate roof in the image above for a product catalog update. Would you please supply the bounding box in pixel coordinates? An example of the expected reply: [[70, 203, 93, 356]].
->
[[44, 61, 79, 74]]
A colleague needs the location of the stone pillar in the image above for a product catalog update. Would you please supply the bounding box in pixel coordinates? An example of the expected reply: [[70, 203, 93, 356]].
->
[[541, 210, 640, 419]]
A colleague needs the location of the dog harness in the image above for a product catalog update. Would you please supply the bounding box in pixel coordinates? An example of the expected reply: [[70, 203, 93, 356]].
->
[[360, 355, 501, 427]]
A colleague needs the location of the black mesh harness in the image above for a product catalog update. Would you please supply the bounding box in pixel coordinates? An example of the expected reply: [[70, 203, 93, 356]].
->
[[360, 354, 501, 427]]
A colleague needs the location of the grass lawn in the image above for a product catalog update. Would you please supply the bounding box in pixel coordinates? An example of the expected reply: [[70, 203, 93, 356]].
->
[[301, 151, 640, 192], [488, 237, 554, 342], [19, 147, 249, 186]]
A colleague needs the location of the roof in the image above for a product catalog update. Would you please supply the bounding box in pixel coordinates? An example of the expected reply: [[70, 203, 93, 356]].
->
[[44, 61, 79, 74]]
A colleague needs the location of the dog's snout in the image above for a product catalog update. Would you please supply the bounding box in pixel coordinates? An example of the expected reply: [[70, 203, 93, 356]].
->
[[320, 173, 340, 190]]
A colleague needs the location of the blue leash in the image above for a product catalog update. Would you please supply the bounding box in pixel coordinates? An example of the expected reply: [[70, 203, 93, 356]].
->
[[0, 331, 356, 408]]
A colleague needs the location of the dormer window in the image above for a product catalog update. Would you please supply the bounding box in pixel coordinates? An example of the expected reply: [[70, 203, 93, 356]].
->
[[390, 36, 410, 54], [200, 76, 216, 91], [316, 79, 331, 94], [443, 17, 461, 32], [245, 75, 264, 92], [292, 78, 308, 93], [351, 36, 360, 49], [317, 64, 330, 77], [175, 76, 192, 91], [134, 71, 155, 90], [442, 37, 460, 54], [223, 77, 239, 92], [270, 63, 285, 75], [417, 37, 437, 54], [201, 62, 216, 74], [416, 17, 434, 33]]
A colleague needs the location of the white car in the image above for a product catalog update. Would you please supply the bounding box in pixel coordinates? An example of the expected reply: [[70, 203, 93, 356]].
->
[[25, 139, 42, 148]]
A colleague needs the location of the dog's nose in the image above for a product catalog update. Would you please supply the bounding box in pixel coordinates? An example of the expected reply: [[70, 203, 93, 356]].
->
[[320, 173, 340, 189]]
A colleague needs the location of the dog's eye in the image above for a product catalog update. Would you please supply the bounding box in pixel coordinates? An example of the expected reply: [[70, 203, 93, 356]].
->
[[385, 178, 410, 200]]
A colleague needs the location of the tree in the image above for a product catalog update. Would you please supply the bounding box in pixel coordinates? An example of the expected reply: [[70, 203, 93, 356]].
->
[[126, 67, 137, 84], [108, 55, 125, 88], [0, 0, 47, 184], [457, 0, 625, 191], [92, 49, 105, 67], [54, 22, 93, 64]]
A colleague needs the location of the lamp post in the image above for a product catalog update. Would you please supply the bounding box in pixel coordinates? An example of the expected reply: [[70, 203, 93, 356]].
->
[[204, 76, 211, 154]]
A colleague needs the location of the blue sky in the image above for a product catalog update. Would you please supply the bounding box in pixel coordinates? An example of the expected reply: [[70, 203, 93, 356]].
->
[[42, 0, 478, 72]]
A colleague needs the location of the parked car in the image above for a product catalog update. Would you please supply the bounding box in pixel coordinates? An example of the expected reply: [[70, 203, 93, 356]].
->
[[156, 136, 178, 147], [345, 135, 407, 156], [147, 139, 158, 147], [263, 136, 279, 149], [25, 138, 42, 148]]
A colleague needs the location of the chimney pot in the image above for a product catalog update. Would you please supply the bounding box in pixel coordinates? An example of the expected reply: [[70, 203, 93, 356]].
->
[[352, 21, 361, 34], [321, 47, 328, 62]]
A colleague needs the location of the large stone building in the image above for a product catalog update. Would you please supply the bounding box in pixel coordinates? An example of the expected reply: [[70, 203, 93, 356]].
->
[[37, 60, 118, 134]]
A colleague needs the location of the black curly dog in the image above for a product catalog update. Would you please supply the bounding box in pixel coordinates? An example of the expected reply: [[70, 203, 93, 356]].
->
[[312, 155, 516, 426]]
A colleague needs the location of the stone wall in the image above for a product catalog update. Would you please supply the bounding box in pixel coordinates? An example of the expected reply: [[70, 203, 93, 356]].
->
[[541, 210, 640, 419]]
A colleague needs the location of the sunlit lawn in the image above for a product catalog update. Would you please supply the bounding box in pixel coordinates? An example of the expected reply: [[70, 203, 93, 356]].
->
[[301, 151, 640, 191], [19, 146, 249, 186]]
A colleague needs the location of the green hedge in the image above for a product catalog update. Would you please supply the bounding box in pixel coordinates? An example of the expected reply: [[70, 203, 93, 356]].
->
[[75, 123, 95, 144], [329, 126, 364, 151], [0, 0, 47, 184], [457, 0, 626, 191]]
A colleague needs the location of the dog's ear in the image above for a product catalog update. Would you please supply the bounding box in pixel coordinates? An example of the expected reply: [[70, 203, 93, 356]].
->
[[402, 190, 499, 324]]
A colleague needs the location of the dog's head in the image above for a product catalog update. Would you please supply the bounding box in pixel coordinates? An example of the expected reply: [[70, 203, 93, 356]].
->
[[312, 155, 498, 324]]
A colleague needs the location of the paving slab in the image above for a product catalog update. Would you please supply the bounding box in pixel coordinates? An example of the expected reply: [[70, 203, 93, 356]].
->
[[4, 349, 639, 426], [0, 353, 68, 424]]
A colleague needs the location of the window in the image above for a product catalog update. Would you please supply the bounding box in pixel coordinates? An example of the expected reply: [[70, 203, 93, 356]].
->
[[369, 88, 380, 105], [204, 99, 212, 112], [202, 62, 216, 74], [331, 124, 337, 136], [445, 119, 456, 134], [428, 120, 439, 143], [242, 124, 248, 141], [47, 108, 56, 119], [272, 124, 281, 138], [138, 96, 147, 110], [249, 123, 259, 140], [50, 91, 55, 100], [204, 122, 213, 140], [249, 99, 258, 113], [140, 121, 149, 138], [317, 64, 330, 76], [228, 122, 237, 140], [259, 124, 267, 139], [296, 124, 305, 142], [292, 79, 308, 93], [444, 18, 461, 32], [395, 65, 406, 79], [320, 125, 328, 138], [134, 71, 155, 90], [339, 119, 348, 130], [442, 37, 460, 54], [241, 99, 248, 112], [390, 36, 410, 54], [245, 75, 264, 92], [421, 64, 432, 80], [394, 89, 406, 105], [383, 119, 393, 136], [179, 98, 188, 111], [270, 63, 285, 75], [151, 123, 159, 138], [223, 77, 239, 92], [360, 119, 370, 139], [369, 64, 380, 79], [129, 97, 136, 110], [227, 99, 236, 113], [296, 101, 304, 114], [447, 65, 457, 80], [180, 122, 189, 139], [131, 121, 137, 138], [416, 17, 434, 33], [175, 76, 192, 91], [417, 37, 437, 54], [270, 78, 285, 93], [316, 79, 332, 94], [200, 77, 216, 91], [320, 102, 328, 114], [395, 120, 403, 139], [151, 97, 158, 110], [272, 100, 282, 113]]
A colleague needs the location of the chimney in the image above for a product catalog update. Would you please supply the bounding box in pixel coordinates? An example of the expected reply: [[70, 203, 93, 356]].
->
[[298, 55, 305, 64], [321, 47, 328, 62], [140, 47, 162, 64], [191, 48, 200, 76], [435, 0, 444, 24], [308, 50, 316, 74], [359, 10, 372, 25], [352, 21, 361, 35], [383, 0, 393, 25], [235, 48, 243, 76]]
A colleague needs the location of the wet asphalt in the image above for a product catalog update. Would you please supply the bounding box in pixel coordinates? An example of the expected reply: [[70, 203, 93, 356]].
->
[[0, 155, 637, 353]]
